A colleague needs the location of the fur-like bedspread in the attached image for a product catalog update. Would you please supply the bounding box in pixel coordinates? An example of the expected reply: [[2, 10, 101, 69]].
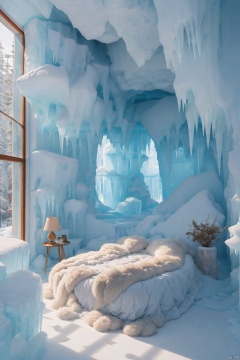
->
[[43, 236, 194, 337]]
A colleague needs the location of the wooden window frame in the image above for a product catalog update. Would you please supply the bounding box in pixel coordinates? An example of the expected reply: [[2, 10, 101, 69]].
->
[[0, 10, 25, 240]]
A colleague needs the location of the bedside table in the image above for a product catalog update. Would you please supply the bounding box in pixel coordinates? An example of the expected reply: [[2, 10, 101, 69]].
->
[[43, 241, 70, 274]]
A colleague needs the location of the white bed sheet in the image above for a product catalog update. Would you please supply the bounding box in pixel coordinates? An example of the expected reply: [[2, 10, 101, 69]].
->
[[74, 254, 198, 321]]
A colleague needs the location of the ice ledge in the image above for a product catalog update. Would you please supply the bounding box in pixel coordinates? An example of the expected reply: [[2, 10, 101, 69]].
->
[[0, 237, 29, 274]]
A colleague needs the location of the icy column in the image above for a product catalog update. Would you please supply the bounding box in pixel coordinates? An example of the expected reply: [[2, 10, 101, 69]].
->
[[31, 150, 78, 256], [0, 270, 43, 341], [64, 199, 87, 238], [0, 237, 29, 275]]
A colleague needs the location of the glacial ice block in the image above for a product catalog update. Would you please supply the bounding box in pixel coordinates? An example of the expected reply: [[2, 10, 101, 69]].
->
[[0, 237, 29, 275], [17, 64, 69, 106], [32, 150, 78, 196], [64, 199, 87, 237], [10, 334, 28, 360], [0, 270, 43, 341], [0, 314, 11, 360], [115, 197, 142, 216], [32, 150, 79, 236]]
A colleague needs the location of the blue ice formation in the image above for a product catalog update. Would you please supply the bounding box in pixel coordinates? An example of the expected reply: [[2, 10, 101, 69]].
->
[[16, 18, 222, 257], [2, 0, 240, 342], [0, 237, 45, 359]]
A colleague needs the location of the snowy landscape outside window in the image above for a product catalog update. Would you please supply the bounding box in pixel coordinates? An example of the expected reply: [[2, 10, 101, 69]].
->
[[0, 11, 25, 239]]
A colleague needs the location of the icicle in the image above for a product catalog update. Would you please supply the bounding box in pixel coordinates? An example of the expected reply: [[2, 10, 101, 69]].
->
[[48, 29, 61, 64], [212, 109, 225, 174], [185, 22, 192, 51], [185, 101, 199, 155], [64, 200, 87, 237], [89, 97, 105, 138]]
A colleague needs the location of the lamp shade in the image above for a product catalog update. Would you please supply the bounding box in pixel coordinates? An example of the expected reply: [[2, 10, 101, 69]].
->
[[44, 217, 61, 231]]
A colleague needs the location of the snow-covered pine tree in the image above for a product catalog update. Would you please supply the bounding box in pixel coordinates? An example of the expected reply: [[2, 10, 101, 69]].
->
[[0, 41, 14, 226], [5, 47, 14, 225]]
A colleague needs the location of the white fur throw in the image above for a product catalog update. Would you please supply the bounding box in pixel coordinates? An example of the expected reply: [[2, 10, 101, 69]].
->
[[44, 236, 192, 337]]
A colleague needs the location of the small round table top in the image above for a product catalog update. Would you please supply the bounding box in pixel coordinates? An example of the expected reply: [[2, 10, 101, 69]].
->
[[43, 241, 70, 247]]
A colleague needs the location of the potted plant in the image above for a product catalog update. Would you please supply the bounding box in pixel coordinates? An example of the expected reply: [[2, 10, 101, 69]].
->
[[186, 217, 226, 278]]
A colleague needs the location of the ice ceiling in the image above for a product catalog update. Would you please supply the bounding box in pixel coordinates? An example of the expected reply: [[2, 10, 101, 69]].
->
[[1, 0, 240, 259]]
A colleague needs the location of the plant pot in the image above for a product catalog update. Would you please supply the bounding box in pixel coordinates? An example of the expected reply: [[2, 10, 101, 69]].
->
[[196, 246, 218, 278]]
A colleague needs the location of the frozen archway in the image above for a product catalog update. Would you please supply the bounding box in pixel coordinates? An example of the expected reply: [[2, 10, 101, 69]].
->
[[140, 139, 162, 203], [95, 128, 160, 215]]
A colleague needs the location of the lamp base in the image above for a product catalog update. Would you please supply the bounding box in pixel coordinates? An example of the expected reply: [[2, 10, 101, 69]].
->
[[47, 231, 56, 243]]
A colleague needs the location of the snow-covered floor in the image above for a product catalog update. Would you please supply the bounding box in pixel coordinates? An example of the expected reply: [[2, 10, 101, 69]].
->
[[41, 299, 240, 360], [38, 261, 240, 360]]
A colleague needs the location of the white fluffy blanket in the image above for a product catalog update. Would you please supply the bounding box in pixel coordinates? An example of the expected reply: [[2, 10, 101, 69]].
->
[[44, 236, 194, 336]]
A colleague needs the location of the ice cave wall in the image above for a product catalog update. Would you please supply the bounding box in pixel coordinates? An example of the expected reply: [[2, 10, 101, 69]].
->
[[2, 0, 240, 269], [15, 13, 225, 262]]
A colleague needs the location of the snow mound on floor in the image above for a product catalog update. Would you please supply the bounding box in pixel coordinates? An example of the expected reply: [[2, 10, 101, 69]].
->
[[148, 189, 225, 250]]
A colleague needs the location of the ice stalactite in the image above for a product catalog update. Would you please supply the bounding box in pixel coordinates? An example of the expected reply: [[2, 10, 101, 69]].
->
[[55, 107, 70, 155], [89, 97, 106, 139], [185, 95, 199, 156], [64, 199, 87, 238], [110, 80, 128, 125], [93, 64, 110, 103], [31, 150, 78, 249], [104, 100, 116, 132], [24, 19, 48, 71], [68, 65, 99, 133], [153, 0, 218, 68], [153, 0, 226, 176]]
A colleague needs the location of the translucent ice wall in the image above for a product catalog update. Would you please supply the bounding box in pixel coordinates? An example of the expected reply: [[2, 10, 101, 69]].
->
[[17, 18, 112, 258], [9, 0, 238, 258], [152, 0, 231, 203], [96, 127, 160, 211], [150, 0, 240, 321], [17, 10, 226, 258], [4, 0, 240, 340]]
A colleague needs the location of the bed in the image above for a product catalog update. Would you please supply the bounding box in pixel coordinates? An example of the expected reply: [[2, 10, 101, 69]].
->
[[44, 236, 198, 336]]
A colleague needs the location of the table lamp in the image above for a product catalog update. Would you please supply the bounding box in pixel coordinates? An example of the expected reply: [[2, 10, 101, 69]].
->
[[44, 217, 61, 243]]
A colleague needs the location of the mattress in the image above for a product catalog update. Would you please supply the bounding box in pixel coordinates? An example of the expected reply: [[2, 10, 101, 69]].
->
[[74, 253, 198, 321]]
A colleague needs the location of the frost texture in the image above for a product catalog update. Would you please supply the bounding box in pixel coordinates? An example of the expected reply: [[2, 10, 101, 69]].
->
[[3, 0, 240, 330]]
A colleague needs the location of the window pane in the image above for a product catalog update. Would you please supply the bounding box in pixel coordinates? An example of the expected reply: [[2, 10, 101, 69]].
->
[[12, 33, 23, 124], [12, 161, 22, 238], [0, 12, 24, 240], [0, 22, 23, 124], [0, 160, 22, 238], [0, 112, 22, 157], [0, 160, 12, 231]]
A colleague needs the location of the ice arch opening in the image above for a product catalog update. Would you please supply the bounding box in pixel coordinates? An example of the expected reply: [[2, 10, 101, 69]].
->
[[95, 127, 160, 216]]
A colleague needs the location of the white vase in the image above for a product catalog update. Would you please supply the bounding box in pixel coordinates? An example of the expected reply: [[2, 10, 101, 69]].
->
[[196, 246, 218, 278]]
